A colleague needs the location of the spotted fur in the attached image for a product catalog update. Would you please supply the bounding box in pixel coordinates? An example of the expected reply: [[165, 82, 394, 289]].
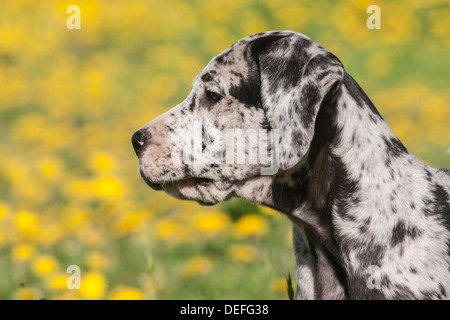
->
[[132, 31, 450, 299]]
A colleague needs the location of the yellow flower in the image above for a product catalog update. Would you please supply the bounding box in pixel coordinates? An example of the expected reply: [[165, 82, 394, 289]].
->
[[183, 256, 213, 278], [48, 273, 70, 290], [259, 206, 278, 216], [39, 222, 64, 245], [196, 211, 230, 234], [0, 201, 9, 219], [91, 175, 124, 198], [63, 178, 92, 200], [90, 152, 116, 172], [54, 291, 81, 300], [234, 214, 267, 237], [109, 286, 144, 300], [32, 255, 59, 275], [78, 227, 106, 248], [15, 288, 41, 300], [15, 210, 40, 235], [112, 212, 146, 236], [270, 278, 287, 293], [86, 251, 109, 270], [227, 244, 256, 263], [156, 220, 179, 239], [80, 272, 106, 299], [11, 244, 36, 263], [38, 157, 63, 181]]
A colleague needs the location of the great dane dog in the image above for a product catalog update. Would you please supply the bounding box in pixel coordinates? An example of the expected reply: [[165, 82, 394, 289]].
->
[[132, 31, 450, 299]]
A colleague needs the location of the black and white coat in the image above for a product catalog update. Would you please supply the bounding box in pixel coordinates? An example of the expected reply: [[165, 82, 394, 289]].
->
[[132, 31, 450, 299]]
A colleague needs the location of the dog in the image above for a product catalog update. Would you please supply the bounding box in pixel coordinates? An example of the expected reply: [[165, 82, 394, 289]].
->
[[132, 31, 450, 299]]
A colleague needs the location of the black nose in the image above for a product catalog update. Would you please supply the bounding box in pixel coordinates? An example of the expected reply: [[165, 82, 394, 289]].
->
[[131, 129, 148, 156]]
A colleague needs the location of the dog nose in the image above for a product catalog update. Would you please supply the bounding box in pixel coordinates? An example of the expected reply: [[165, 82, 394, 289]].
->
[[131, 129, 149, 156]]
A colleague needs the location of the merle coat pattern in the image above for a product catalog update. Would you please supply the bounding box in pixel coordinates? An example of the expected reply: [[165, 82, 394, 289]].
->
[[132, 31, 450, 299]]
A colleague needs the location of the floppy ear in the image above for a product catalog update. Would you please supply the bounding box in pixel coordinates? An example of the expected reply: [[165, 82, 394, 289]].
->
[[250, 34, 344, 171]]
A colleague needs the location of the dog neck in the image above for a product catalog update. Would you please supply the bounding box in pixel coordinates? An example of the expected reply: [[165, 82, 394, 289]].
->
[[235, 72, 419, 298]]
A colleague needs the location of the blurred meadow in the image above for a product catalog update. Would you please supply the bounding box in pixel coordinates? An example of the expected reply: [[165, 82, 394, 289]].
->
[[0, 0, 449, 299]]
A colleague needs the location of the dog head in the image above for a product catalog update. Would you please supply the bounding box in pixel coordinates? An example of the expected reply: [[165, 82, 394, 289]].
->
[[132, 31, 344, 205]]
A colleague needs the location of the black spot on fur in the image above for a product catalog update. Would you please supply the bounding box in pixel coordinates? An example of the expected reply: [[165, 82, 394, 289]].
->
[[384, 136, 408, 157], [439, 283, 447, 297], [333, 156, 360, 222], [382, 136, 408, 166], [229, 75, 261, 107], [343, 72, 383, 120], [424, 168, 432, 182], [300, 82, 320, 129], [391, 285, 418, 299], [255, 36, 311, 95], [302, 52, 342, 79], [231, 70, 243, 78], [182, 165, 191, 177], [261, 116, 271, 130], [201, 72, 214, 82], [419, 289, 443, 299], [391, 220, 422, 246], [432, 184, 450, 231], [189, 94, 196, 112], [421, 183, 450, 232]]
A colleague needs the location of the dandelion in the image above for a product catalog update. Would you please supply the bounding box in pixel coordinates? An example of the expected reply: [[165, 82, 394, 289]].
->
[[182, 256, 213, 278], [48, 273, 70, 290], [156, 220, 179, 239], [196, 211, 230, 234], [90, 152, 116, 172], [15, 210, 40, 235], [226, 244, 256, 263], [259, 206, 278, 216], [91, 175, 124, 198], [38, 157, 63, 181], [31, 255, 59, 275], [109, 286, 145, 300], [270, 278, 287, 293], [15, 288, 41, 300], [234, 214, 267, 237], [63, 178, 91, 200], [86, 251, 109, 270], [80, 272, 106, 299], [11, 244, 36, 263], [54, 291, 80, 300], [112, 212, 146, 236], [0, 201, 9, 219]]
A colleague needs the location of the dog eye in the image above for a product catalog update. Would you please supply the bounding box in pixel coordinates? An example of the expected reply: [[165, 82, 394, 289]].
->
[[206, 89, 222, 103]]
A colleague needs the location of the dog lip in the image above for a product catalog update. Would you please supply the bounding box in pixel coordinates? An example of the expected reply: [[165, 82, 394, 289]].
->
[[142, 178, 165, 191], [140, 173, 214, 190], [196, 178, 214, 186]]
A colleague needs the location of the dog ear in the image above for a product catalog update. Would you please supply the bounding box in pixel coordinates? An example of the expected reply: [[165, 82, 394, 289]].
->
[[250, 34, 344, 171]]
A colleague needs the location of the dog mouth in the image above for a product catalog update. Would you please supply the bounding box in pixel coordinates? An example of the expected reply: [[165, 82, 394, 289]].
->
[[140, 172, 214, 191], [139, 169, 235, 205]]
